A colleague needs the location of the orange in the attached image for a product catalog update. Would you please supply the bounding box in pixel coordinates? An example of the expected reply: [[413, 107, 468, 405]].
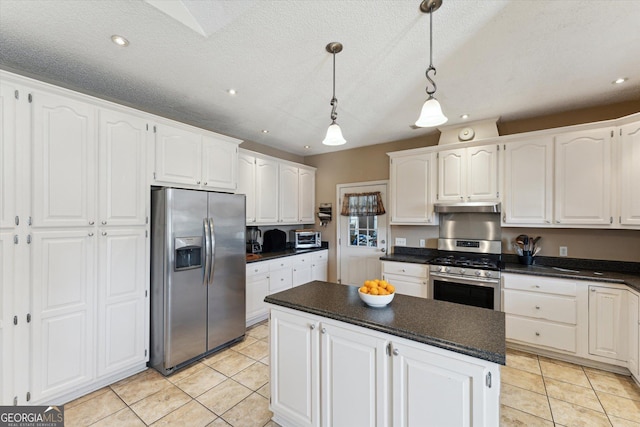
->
[[387, 285, 395, 293], [370, 288, 379, 295], [359, 286, 368, 294]]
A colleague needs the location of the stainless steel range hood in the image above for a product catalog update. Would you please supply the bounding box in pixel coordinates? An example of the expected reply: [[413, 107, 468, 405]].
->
[[434, 202, 501, 214]]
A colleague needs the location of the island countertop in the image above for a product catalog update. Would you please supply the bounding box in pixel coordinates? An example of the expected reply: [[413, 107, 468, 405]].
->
[[265, 281, 506, 365]]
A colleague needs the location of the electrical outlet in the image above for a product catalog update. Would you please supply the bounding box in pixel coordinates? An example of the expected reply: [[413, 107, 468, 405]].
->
[[395, 237, 407, 246], [419, 239, 426, 248], [559, 246, 568, 257]]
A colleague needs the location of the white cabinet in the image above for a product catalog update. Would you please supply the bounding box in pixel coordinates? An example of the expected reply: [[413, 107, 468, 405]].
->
[[389, 153, 436, 224], [502, 138, 554, 225], [619, 122, 640, 226], [97, 228, 147, 378], [153, 122, 239, 191], [268, 257, 293, 294], [628, 291, 639, 379], [311, 250, 328, 282], [555, 129, 612, 225], [31, 90, 97, 228], [291, 254, 312, 287], [437, 144, 499, 203], [0, 233, 15, 404], [381, 261, 428, 299], [246, 262, 270, 326], [0, 83, 18, 230], [279, 164, 299, 223], [503, 273, 579, 354], [270, 309, 320, 427], [321, 322, 389, 427], [588, 285, 628, 361], [238, 152, 257, 223], [298, 167, 316, 224], [255, 156, 279, 224], [391, 339, 498, 427], [30, 230, 96, 403], [98, 108, 147, 226]]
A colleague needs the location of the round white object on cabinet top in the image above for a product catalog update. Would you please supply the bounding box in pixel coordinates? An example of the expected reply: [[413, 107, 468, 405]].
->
[[458, 127, 475, 141]]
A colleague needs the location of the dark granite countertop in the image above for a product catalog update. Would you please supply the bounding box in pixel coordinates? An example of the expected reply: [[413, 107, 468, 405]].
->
[[246, 246, 328, 263], [265, 281, 506, 365]]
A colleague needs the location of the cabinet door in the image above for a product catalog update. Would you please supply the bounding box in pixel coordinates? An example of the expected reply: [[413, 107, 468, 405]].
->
[[246, 272, 269, 325], [503, 139, 553, 225], [292, 255, 312, 287], [392, 341, 495, 427], [237, 152, 256, 223], [620, 122, 640, 225], [99, 109, 147, 226], [437, 148, 466, 202], [311, 261, 328, 282], [0, 233, 15, 404], [0, 83, 17, 230], [298, 168, 316, 224], [255, 157, 279, 224], [588, 286, 627, 361], [32, 91, 96, 228], [269, 267, 293, 294], [321, 323, 389, 427], [555, 129, 612, 225], [628, 292, 639, 379], [270, 309, 320, 427], [390, 154, 434, 224], [31, 230, 96, 402], [279, 164, 299, 223], [154, 124, 202, 186], [97, 228, 146, 377], [201, 135, 237, 191], [466, 145, 499, 201]]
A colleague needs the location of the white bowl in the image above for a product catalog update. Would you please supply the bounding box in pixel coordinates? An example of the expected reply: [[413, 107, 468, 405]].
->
[[358, 289, 394, 308]]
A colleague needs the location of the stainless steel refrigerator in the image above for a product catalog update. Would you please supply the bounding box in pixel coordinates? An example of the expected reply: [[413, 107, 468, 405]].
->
[[150, 187, 246, 375]]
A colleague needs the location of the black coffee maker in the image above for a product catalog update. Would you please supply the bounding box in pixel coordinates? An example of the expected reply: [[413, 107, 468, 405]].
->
[[246, 226, 262, 253]]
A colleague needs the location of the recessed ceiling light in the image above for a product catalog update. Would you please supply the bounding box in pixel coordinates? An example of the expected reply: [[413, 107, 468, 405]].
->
[[612, 77, 628, 84], [261, 129, 269, 134], [110, 35, 129, 47], [227, 89, 237, 95], [460, 114, 469, 119], [304, 145, 311, 149]]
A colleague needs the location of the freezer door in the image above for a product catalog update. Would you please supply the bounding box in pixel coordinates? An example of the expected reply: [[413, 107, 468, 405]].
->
[[207, 192, 246, 351], [165, 188, 208, 368]]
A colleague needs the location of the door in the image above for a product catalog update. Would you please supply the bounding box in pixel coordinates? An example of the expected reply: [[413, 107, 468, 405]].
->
[[202, 135, 237, 191], [620, 122, 640, 225], [207, 192, 246, 351], [154, 123, 202, 187], [338, 182, 388, 286], [321, 322, 389, 427], [98, 108, 147, 226]]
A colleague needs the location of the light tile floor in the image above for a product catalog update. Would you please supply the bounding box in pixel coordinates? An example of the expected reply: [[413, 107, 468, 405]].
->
[[65, 322, 640, 426]]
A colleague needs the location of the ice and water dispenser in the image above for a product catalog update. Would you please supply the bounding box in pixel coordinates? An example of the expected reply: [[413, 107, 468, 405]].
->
[[174, 237, 203, 270]]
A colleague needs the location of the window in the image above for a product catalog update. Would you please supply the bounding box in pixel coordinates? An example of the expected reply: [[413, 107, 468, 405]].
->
[[349, 215, 378, 247]]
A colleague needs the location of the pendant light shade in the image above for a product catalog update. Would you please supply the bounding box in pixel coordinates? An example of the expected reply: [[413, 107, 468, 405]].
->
[[415, 95, 448, 127], [415, 0, 447, 128], [322, 42, 347, 146], [323, 122, 347, 146]]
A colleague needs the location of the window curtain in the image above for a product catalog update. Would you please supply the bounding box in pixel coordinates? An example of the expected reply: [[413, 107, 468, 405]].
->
[[340, 191, 386, 216]]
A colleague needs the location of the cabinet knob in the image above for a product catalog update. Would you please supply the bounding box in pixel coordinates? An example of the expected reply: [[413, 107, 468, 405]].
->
[[321, 328, 326, 334], [310, 324, 315, 330], [535, 305, 540, 310], [89, 221, 95, 225], [460, 196, 464, 201], [102, 221, 107, 225], [534, 285, 540, 288], [197, 181, 201, 184], [88, 232, 94, 236], [204, 182, 208, 185], [254, 269, 258, 273], [535, 332, 540, 336], [591, 288, 596, 292], [392, 348, 399, 356], [102, 231, 107, 236]]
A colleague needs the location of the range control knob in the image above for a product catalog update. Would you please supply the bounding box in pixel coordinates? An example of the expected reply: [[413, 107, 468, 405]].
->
[[475, 270, 481, 276], [486, 271, 493, 278], [445, 267, 451, 273], [459, 268, 465, 275]]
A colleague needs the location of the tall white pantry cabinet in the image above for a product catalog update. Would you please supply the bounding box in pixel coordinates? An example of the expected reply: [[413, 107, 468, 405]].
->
[[0, 72, 150, 405]]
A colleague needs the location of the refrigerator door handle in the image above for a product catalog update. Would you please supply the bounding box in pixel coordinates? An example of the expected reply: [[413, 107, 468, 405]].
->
[[203, 218, 211, 286], [209, 217, 216, 285]]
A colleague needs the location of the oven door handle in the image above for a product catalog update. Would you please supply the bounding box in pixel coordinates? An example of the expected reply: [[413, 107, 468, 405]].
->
[[429, 273, 500, 288]]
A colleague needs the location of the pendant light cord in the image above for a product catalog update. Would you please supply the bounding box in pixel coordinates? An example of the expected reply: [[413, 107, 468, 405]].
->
[[425, 3, 437, 97], [330, 51, 338, 122]]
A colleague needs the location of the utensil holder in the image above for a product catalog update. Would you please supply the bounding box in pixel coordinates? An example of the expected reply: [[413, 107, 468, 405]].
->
[[518, 252, 534, 265]]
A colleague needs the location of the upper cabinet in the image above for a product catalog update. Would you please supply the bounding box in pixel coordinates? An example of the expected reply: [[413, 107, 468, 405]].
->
[[619, 122, 640, 226], [554, 128, 612, 226], [238, 149, 316, 225], [153, 122, 240, 192], [389, 152, 437, 224], [0, 82, 18, 230], [502, 138, 554, 225], [437, 144, 499, 203]]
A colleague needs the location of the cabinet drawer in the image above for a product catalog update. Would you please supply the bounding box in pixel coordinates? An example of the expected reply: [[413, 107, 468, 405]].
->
[[503, 273, 576, 296], [247, 262, 269, 276], [506, 315, 576, 353], [269, 268, 292, 293], [269, 258, 293, 271], [503, 290, 576, 324], [383, 273, 428, 298], [382, 261, 428, 278], [312, 250, 327, 262], [291, 254, 311, 266]]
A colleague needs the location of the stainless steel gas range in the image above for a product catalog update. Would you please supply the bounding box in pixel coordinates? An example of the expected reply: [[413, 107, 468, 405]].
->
[[428, 203, 502, 310]]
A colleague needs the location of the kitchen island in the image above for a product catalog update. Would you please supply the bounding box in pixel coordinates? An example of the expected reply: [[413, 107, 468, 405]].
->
[[265, 281, 505, 427]]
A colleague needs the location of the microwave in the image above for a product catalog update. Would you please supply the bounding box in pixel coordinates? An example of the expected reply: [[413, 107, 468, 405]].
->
[[290, 229, 321, 249]]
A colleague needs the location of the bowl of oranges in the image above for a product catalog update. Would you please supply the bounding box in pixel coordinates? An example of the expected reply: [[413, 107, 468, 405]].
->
[[358, 279, 396, 307]]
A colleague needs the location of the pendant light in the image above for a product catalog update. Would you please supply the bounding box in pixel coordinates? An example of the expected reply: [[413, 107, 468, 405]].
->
[[322, 42, 347, 146], [415, 0, 448, 128]]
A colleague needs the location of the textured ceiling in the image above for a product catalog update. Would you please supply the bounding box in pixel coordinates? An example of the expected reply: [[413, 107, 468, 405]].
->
[[1, 0, 639, 156]]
